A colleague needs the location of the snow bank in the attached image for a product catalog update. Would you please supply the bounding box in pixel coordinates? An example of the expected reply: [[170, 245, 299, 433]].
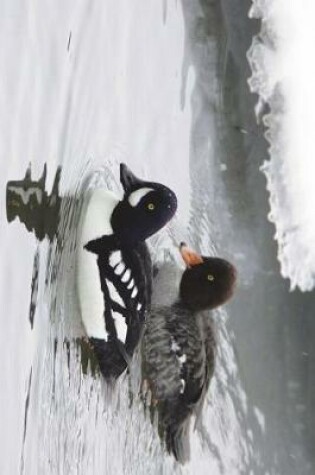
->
[[248, 0, 315, 291]]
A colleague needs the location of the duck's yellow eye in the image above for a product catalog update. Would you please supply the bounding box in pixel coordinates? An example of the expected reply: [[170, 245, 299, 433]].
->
[[147, 203, 155, 211], [207, 274, 214, 281]]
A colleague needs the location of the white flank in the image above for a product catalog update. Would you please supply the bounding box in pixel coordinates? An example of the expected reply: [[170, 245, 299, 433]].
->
[[80, 189, 119, 244], [112, 311, 127, 343], [77, 189, 120, 340], [137, 303, 142, 311], [128, 187, 154, 207], [106, 281, 126, 309], [77, 251, 108, 340]]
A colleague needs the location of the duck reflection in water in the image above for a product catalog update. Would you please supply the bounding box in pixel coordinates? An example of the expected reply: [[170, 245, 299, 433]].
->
[[6, 164, 62, 242]]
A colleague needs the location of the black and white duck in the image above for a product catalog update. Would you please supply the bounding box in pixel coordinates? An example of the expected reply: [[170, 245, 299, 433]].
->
[[76, 163, 177, 380], [142, 243, 237, 463]]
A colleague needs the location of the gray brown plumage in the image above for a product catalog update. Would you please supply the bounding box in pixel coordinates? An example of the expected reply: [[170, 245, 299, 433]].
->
[[142, 245, 236, 463]]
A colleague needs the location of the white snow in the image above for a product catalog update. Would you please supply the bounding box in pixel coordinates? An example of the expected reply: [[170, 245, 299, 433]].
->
[[248, 0, 315, 291]]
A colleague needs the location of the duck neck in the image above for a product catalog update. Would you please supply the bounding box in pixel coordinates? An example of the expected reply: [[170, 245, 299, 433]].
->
[[172, 300, 196, 316]]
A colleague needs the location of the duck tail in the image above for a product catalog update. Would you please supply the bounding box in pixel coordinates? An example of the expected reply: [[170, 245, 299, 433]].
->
[[89, 338, 128, 380], [161, 403, 192, 464], [165, 419, 190, 464]]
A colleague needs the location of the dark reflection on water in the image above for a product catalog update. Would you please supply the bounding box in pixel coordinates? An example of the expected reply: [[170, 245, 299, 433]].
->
[[61, 338, 100, 377], [6, 164, 99, 376], [6, 165, 62, 331], [29, 247, 40, 328], [20, 368, 32, 475], [6, 165, 62, 242]]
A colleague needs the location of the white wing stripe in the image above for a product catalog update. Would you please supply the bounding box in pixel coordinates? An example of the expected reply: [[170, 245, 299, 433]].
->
[[127, 278, 135, 290], [131, 286, 138, 299], [121, 269, 131, 283], [107, 281, 126, 309], [114, 262, 125, 275], [112, 311, 127, 343], [109, 251, 122, 267]]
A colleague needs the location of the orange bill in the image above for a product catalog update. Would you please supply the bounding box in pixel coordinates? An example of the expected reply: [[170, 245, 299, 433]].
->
[[179, 243, 203, 268]]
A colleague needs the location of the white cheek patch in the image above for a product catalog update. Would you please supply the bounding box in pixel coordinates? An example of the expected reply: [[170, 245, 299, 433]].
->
[[107, 281, 126, 309], [128, 188, 154, 207], [112, 311, 127, 343]]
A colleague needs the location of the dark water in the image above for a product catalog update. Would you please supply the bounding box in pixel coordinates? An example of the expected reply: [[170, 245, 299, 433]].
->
[[181, 0, 315, 473]]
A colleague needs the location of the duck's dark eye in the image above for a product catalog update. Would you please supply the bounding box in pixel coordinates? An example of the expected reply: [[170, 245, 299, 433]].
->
[[207, 274, 214, 282], [147, 203, 155, 211]]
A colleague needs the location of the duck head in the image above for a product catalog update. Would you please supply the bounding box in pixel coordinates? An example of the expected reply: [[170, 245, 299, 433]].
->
[[111, 164, 177, 246], [179, 243, 237, 311]]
